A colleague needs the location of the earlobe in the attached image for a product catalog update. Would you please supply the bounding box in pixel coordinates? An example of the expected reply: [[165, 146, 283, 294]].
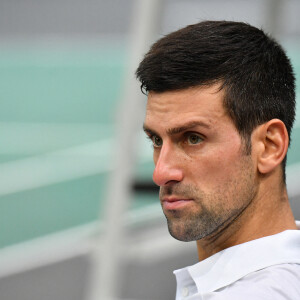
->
[[255, 119, 289, 174]]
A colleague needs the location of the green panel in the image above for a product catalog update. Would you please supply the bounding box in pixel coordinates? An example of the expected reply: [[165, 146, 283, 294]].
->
[[0, 174, 107, 247], [288, 126, 300, 166], [287, 45, 300, 166], [0, 49, 126, 123], [288, 46, 300, 129], [0, 47, 127, 248]]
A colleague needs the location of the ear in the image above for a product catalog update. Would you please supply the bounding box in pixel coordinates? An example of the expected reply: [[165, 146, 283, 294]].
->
[[254, 119, 289, 174]]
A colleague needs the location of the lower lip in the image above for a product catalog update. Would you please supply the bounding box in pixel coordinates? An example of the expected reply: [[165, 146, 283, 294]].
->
[[163, 200, 193, 210]]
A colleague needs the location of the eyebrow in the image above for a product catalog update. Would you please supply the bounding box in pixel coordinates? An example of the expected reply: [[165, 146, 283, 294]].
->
[[143, 120, 211, 136]]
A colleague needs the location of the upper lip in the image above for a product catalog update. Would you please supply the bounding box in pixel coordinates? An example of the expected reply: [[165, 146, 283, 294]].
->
[[162, 197, 193, 202]]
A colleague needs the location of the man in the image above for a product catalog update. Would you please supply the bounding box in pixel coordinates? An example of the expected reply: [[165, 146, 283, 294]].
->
[[136, 21, 300, 299]]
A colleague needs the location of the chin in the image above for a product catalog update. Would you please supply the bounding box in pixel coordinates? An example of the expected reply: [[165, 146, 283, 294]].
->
[[167, 221, 203, 242]]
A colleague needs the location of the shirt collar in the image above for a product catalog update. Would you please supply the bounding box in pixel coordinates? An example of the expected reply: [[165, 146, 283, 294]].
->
[[174, 221, 300, 294]]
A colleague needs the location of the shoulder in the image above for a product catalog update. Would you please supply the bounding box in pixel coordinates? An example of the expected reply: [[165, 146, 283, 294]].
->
[[204, 264, 300, 300]]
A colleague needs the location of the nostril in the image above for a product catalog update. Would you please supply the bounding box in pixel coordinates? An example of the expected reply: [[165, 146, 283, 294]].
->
[[165, 179, 180, 185]]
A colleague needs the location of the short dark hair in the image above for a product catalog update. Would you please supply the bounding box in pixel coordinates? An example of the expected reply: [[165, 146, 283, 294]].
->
[[136, 20, 296, 182]]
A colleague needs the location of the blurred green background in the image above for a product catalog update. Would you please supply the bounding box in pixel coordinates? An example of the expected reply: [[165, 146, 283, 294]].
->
[[0, 43, 299, 248]]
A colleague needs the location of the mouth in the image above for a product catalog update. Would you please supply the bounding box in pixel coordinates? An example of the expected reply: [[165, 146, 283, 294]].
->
[[162, 197, 193, 210]]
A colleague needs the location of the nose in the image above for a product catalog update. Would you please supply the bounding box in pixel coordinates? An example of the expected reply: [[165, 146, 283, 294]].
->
[[153, 143, 184, 186]]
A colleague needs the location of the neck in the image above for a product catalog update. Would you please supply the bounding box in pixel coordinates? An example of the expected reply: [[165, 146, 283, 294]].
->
[[196, 181, 297, 261]]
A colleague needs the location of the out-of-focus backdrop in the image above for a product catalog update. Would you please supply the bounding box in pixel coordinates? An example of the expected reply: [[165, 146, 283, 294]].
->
[[0, 1, 299, 299]]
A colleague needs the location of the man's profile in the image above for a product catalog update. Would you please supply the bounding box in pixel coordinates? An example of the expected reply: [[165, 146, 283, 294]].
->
[[136, 21, 300, 299]]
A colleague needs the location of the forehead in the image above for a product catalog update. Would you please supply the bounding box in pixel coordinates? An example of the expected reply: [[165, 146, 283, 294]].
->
[[145, 84, 228, 127]]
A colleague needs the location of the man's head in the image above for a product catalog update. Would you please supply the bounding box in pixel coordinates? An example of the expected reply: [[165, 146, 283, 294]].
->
[[136, 20, 295, 180], [136, 21, 296, 242]]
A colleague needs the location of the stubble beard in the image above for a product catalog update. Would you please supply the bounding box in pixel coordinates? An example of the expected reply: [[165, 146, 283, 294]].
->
[[160, 158, 258, 242], [160, 185, 229, 242], [165, 199, 227, 242]]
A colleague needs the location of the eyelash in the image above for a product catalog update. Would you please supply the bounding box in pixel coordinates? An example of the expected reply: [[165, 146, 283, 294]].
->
[[146, 132, 204, 147]]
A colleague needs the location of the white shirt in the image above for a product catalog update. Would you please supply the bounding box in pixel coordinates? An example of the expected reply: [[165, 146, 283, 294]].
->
[[174, 221, 300, 300]]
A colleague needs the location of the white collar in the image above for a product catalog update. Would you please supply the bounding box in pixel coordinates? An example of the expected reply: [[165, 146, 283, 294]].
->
[[174, 221, 300, 294]]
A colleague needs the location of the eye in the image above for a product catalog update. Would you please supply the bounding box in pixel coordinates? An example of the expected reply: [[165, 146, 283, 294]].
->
[[187, 133, 203, 145], [153, 135, 163, 147], [148, 135, 163, 148]]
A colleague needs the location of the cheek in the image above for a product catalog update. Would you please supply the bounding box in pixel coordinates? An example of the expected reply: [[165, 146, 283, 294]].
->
[[192, 147, 245, 186]]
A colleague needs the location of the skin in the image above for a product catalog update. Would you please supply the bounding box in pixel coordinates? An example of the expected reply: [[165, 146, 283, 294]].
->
[[143, 84, 297, 261]]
